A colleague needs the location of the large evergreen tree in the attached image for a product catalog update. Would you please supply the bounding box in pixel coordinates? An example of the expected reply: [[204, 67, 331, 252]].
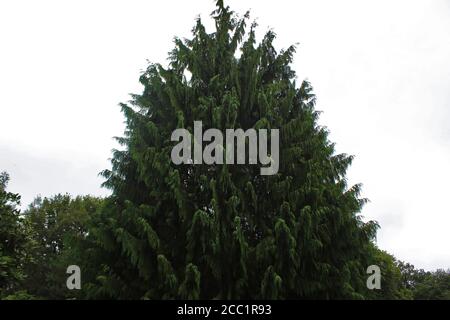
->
[[80, 1, 379, 299]]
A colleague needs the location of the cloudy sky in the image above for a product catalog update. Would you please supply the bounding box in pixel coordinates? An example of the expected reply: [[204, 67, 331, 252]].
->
[[1, 0, 449, 270]]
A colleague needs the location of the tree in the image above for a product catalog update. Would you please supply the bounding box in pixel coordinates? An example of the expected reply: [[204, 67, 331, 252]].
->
[[397, 260, 427, 291], [1, 2, 444, 301], [20, 194, 103, 299], [0, 172, 33, 299], [413, 269, 450, 300], [71, 1, 379, 299], [396, 260, 450, 300], [365, 246, 413, 300]]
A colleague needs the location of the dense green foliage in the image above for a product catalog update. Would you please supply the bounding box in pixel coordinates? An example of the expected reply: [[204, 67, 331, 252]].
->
[[78, 1, 381, 299], [19, 194, 103, 299], [0, 191, 104, 299], [365, 248, 413, 300], [398, 261, 450, 300], [1, 184, 447, 300], [0, 172, 31, 299], [0, 1, 448, 300]]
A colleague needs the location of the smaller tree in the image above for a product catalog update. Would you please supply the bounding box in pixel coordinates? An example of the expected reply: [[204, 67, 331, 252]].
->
[[412, 268, 450, 300], [21, 194, 104, 299], [365, 246, 413, 300], [396, 260, 450, 300], [397, 260, 427, 290], [0, 172, 33, 299]]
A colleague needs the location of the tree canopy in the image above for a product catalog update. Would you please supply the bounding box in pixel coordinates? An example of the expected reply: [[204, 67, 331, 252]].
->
[[78, 0, 379, 299]]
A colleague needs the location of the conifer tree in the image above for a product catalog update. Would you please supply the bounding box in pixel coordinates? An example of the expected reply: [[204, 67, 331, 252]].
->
[[82, 1, 379, 299]]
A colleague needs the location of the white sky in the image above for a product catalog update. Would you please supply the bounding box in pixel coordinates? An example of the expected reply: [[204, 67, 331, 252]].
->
[[0, 0, 449, 270]]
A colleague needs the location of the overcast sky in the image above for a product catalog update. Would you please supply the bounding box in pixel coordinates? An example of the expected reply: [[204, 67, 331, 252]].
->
[[1, 0, 449, 270]]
